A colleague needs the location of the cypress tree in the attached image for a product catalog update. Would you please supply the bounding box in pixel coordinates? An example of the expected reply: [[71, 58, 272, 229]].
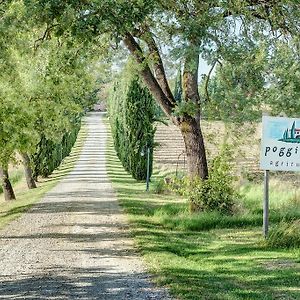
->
[[291, 121, 295, 139], [125, 76, 155, 180], [108, 72, 155, 181]]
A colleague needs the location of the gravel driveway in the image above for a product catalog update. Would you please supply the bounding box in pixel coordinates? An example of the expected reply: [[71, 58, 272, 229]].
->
[[0, 112, 171, 300]]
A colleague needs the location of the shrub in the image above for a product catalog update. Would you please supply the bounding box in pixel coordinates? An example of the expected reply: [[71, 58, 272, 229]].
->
[[266, 220, 300, 248], [187, 147, 240, 214], [163, 150, 239, 214], [165, 175, 187, 196], [151, 178, 166, 194]]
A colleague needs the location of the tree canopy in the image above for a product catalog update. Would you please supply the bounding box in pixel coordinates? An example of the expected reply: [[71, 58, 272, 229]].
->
[[3, 0, 300, 181]]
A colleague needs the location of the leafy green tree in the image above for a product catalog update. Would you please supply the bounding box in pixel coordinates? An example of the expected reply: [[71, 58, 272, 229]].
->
[[265, 38, 300, 116], [125, 76, 155, 180], [201, 45, 266, 123]]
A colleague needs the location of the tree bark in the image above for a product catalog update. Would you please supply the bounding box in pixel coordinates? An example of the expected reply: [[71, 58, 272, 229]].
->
[[181, 43, 209, 180], [179, 117, 208, 180], [21, 152, 37, 189], [183, 43, 201, 123], [0, 167, 16, 201]]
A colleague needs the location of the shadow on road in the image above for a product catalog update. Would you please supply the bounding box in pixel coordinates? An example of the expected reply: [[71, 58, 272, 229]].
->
[[0, 266, 163, 299]]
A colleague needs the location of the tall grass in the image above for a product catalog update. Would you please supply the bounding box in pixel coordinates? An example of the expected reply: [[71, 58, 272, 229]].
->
[[240, 178, 300, 214], [266, 220, 300, 248]]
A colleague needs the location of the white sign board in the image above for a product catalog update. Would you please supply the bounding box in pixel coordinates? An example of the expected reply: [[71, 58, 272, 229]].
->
[[260, 116, 300, 171]]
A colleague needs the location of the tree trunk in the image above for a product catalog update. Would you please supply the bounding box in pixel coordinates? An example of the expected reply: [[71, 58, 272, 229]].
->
[[179, 117, 208, 180], [21, 152, 37, 189], [0, 167, 16, 201], [182, 43, 201, 124], [181, 42, 208, 179]]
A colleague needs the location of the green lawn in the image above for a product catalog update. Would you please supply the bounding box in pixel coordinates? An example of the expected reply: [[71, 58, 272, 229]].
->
[[106, 136, 300, 300], [0, 124, 87, 230]]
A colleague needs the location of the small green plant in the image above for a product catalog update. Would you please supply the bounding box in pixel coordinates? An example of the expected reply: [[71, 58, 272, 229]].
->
[[266, 220, 300, 249], [165, 175, 187, 196], [242, 169, 264, 183], [187, 146, 240, 214], [151, 178, 166, 194]]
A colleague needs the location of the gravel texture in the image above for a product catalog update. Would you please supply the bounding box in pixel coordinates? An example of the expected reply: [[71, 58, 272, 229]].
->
[[0, 112, 171, 300]]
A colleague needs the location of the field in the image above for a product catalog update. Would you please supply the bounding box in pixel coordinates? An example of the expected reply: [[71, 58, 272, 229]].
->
[[108, 125, 300, 300]]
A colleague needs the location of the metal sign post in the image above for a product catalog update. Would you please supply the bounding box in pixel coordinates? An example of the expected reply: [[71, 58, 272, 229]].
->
[[146, 147, 150, 192], [263, 170, 270, 238]]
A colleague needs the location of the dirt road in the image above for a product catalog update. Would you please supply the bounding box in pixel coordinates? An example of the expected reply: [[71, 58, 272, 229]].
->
[[0, 112, 171, 300]]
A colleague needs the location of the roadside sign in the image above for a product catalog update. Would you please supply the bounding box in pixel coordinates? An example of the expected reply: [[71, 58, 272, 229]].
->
[[260, 115, 300, 238], [260, 116, 300, 171]]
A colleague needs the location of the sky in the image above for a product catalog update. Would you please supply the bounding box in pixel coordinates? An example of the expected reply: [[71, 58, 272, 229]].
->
[[199, 57, 212, 76], [263, 117, 299, 140]]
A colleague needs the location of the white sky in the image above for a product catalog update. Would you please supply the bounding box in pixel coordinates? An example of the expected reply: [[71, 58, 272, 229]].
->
[[199, 57, 212, 77]]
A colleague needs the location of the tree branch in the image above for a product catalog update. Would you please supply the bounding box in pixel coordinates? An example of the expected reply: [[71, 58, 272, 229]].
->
[[139, 28, 176, 105], [34, 23, 58, 51], [224, 0, 296, 35], [123, 32, 176, 119], [204, 60, 219, 103]]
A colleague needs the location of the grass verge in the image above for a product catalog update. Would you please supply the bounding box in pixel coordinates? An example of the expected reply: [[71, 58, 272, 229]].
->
[[106, 131, 300, 300], [0, 122, 87, 230]]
